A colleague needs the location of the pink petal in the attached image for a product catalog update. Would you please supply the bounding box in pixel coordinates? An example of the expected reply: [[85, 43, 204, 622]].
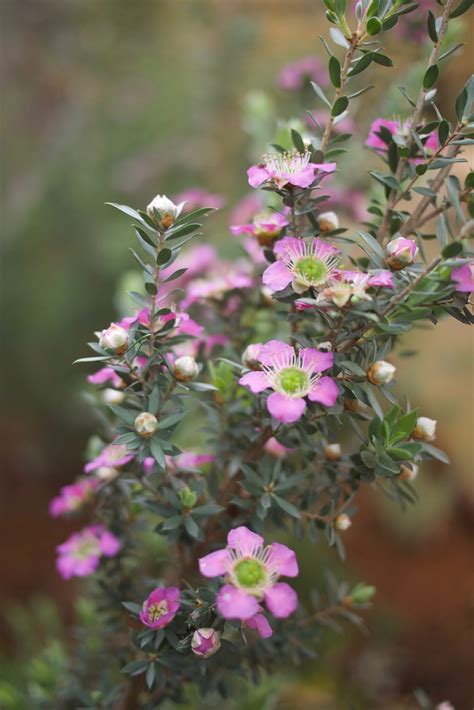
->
[[299, 348, 334, 373], [247, 165, 270, 189], [217, 585, 260, 620], [273, 236, 303, 259], [258, 340, 294, 366], [312, 161, 337, 174], [267, 392, 306, 423], [227, 526, 264, 555], [230, 224, 254, 236], [368, 270, 394, 288], [264, 582, 298, 618], [285, 165, 316, 188], [99, 531, 121, 556], [262, 261, 292, 293], [199, 549, 230, 577], [246, 613, 273, 639], [267, 542, 299, 577], [307, 376, 339, 406], [239, 370, 269, 394]]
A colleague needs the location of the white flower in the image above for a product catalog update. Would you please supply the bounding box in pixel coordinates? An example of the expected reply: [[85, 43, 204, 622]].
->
[[413, 416, 437, 442], [367, 360, 396, 385], [146, 194, 184, 228], [318, 211, 339, 233], [173, 355, 200, 381], [103, 388, 125, 405], [99, 323, 128, 354], [134, 412, 159, 438], [335, 513, 352, 531]]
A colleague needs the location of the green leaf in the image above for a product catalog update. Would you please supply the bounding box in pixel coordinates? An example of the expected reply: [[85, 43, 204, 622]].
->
[[161, 515, 183, 531], [367, 17, 382, 35], [450, 0, 473, 18], [311, 81, 332, 107], [442, 242, 463, 258], [109, 405, 137, 426], [159, 411, 186, 429], [427, 11, 438, 42], [422, 442, 450, 464], [371, 52, 393, 67], [347, 53, 373, 77], [272, 495, 301, 519], [455, 86, 468, 121], [423, 64, 439, 89], [146, 663, 156, 690], [157, 248, 172, 265], [193, 503, 225, 517], [331, 96, 349, 117], [149, 437, 166, 468], [183, 515, 200, 538], [145, 282, 157, 295], [121, 602, 142, 616], [369, 171, 401, 191], [122, 659, 149, 676], [166, 222, 201, 240], [328, 56, 341, 88], [291, 129, 306, 153]]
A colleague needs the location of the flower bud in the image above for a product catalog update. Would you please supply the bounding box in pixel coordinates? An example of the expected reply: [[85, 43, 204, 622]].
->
[[99, 323, 128, 355], [399, 464, 419, 482], [242, 343, 262, 369], [146, 194, 180, 229], [318, 341, 332, 352], [335, 513, 352, 531], [385, 237, 418, 270], [96, 466, 119, 482], [318, 211, 339, 233], [179, 486, 197, 508], [413, 416, 437, 442], [134, 412, 159, 438], [349, 582, 376, 604], [103, 388, 125, 405], [367, 360, 396, 385], [324, 443, 341, 461], [173, 355, 200, 381], [191, 628, 221, 658]]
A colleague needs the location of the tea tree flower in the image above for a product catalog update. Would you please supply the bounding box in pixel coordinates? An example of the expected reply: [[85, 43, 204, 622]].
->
[[99, 323, 128, 355], [324, 443, 341, 461], [199, 526, 298, 621], [367, 360, 396, 385], [239, 339, 338, 423], [87, 367, 122, 387], [134, 412, 159, 438], [335, 513, 352, 531], [173, 355, 200, 381], [56, 525, 121, 579], [84, 443, 134, 473], [413, 417, 437, 442], [146, 194, 183, 229], [386, 237, 418, 270], [247, 151, 336, 190], [49, 479, 98, 517], [139, 587, 180, 629], [263, 237, 340, 295], [318, 211, 339, 233], [366, 118, 438, 160], [231, 211, 289, 246], [451, 261, 474, 292], [191, 628, 221, 658]]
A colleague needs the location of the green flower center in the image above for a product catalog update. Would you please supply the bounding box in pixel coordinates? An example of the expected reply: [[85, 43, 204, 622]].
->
[[294, 256, 328, 285], [75, 539, 100, 561], [279, 367, 308, 395], [234, 559, 266, 589], [147, 601, 169, 622]]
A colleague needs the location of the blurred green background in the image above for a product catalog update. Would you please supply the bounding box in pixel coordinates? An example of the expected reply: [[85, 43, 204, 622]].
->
[[1, 0, 473, 707]]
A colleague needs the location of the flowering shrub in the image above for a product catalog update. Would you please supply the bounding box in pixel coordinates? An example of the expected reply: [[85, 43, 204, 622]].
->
[[50, 1, 472, 705]]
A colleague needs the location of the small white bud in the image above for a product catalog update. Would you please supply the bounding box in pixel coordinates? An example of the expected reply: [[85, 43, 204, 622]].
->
[[318, 341, 332, 352], [413, 416, 437, 442], [99, 323, 128, 355], [134, 412, 159, 438], [242, 343, 262, 369], [399, 464, 419, 482], [103, 388, 125, 405], [335, 513, 352, 531], [173, 355, 200, 381], [96, 466, 119, 482], [146, 194, 181, 229], [318, 211, 339, 233], [367, 360, 396, 385], [324, 443, 341, 461]]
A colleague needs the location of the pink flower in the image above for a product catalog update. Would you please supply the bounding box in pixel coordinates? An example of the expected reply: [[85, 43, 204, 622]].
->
[[56, 525, 121, 579], [386, 237, 418, 269], [173, 188, 225, 212], [199, 526, 298, 621], [263, 237, 340, 294], [49, 479, 99, 517], [181, 266, 253, 307], [451, 261, 474, 293], [139, 587, 180, 629], [264, 437, 292, 458], [84, 444, 134, 474], [239, 340, 338, 423], [231, 211, 289, 246], [87, 367, 122, 387], [248, 152, 336, 190], [366, 118, 438, 161], [191, 628, 221, 657], [277, 56, 328, 91]]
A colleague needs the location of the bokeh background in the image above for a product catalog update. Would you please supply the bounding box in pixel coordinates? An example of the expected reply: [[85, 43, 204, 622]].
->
[[1, 0, 473, 707]]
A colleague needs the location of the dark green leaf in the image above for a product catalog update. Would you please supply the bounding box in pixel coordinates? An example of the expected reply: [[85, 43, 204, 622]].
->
[[331, 96, 349, 117], [442, 242, 463, 257], [329, 56, 341, 87], [423, 64, 439, 89]]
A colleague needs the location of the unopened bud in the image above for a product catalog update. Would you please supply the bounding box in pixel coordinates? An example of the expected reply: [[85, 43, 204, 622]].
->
[[318, 341, 332, 352], [96, 466, 119, 482], [324, 443, 341, 461], [180, 486, 197, 508], [134, 412, 159, 438], [318, 211, 339, 233], [146, 194, 181, 229], [173, 355, 200, 381], [386, 237, 418, 270], [99, 323, 128, 355], [242, 343, 263, 369], [399, 464, 419, 482], [191, 628, 221, 658], [103, 388, 125, 405], [349, 582, 376, 604], [367, 360, 396, 385], [335, 513, 352, 531], [413, 416, 437, 442]]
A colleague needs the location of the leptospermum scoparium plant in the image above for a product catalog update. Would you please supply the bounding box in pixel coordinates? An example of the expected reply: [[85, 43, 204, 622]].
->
[[51, 1, 473, 706]]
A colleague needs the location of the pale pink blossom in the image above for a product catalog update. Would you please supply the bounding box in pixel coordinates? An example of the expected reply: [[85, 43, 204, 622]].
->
[[56, 525, 121, 579], [248, 152, 336, 190], [139, 587, 180, 628]]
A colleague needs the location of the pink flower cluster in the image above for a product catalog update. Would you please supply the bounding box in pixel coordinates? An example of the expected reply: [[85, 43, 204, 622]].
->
[[50, 479, 99, 517], [56, 524, 121, 579], [248, 152, 336, 190], [366, 118, 438, 163]]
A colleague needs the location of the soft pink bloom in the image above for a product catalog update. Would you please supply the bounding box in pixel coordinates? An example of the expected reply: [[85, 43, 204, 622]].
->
[[264, 437, 292, 458], [49, 479, 99, 517], [239, 340, 338, 423], [139, 587, 180, 629], [56, 525, 121, 579], [245, 611, 273, 638], [263, 237, 340, 294], [451, 261, 474, 293], [182, 265, 253, 307], [367, 270, 395, 288], [277, 56, 328, 91], [248, 152, 336, 190], [199, 526, 298, 621], [366, 118, 438, 162], [173, 188, 225, 212], [84, 444, 134, 474], [87, 367, 122, 387], [119, 307, 203, 339], [386, 237, 418, 269], [231, 211, 289, 244], [230, 194, 263, 226]]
